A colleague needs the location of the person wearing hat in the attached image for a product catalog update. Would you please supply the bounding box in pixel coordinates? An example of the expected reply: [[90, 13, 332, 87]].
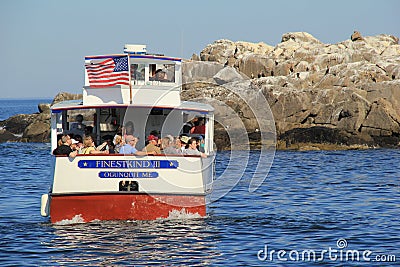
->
[[178, 135, 190, 152], [143, 134, 161, 154], [119, 135, 152, 155], [70, 138, 80, 152]]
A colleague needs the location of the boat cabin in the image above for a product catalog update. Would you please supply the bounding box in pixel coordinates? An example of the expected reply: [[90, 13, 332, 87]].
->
[[50, 44, 214, 153]]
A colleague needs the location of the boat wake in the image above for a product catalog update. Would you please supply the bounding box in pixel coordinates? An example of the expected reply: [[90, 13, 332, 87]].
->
[[158, 208, 203, 220], [54, 214, 85, 225]]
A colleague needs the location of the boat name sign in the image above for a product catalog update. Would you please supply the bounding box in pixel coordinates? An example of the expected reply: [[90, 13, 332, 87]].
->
[[78, 160, 178, 169], [77, 160, 178, 179]]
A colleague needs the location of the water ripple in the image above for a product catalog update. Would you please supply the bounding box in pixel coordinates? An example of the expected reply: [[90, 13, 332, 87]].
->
[[0, 145, 399, 265]]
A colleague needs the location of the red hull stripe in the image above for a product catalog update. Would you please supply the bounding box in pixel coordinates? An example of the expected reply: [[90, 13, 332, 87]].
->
[[50, 194, 206, 223]]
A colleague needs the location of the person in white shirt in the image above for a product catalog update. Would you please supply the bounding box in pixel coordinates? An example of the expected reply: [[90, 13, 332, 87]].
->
[[184, 138, 207, 158]]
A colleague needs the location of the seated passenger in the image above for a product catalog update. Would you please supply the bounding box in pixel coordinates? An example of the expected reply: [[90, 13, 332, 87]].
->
[[119, 135, 154, 156], [80, 136, 109, 155], [143, 135, 161, 154], [184, 138, 207, 158], [113, 134, 124, 154], [179, 135, 190, 152], [70, 138, 80, 152], [161, 135, 181, 155], [102, 136, 115, 154], [53, 134, 77, 158]]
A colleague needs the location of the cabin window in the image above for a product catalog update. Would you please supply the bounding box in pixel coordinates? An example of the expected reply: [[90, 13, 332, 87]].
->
[[131, 64, 145, 81], [149, 64, 175, 83], [66, 110, 95, 138]]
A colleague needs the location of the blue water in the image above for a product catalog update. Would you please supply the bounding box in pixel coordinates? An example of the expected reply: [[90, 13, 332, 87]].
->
[[0, 99, 52, 121], [0, 101, 399, 266]]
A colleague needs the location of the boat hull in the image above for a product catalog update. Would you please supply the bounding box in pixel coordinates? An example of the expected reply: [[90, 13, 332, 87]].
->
[[49, 193, 206, 223]]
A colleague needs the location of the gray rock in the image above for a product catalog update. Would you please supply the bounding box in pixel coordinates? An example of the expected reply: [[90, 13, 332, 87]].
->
[[0, 129, 19, 142], [213, 66, 244, 85], [38, 103, 51, 113], [23, 121, 50, 142], [351, 31, 364, 41], [51, 92, 82, 105]]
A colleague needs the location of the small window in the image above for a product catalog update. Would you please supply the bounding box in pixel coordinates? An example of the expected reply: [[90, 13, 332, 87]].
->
[[131, 64, 145, 81]]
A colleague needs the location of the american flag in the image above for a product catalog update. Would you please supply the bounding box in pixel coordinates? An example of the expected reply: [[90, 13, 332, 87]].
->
[[85, 56, 130, 88]]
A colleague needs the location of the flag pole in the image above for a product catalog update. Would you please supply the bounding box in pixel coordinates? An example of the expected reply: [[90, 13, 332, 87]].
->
[[128, 55, 133, 104]]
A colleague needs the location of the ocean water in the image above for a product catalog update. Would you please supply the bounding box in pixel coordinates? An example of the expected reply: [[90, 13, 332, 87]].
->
[[0, 101, 399, 266], [0, 99, 52, 121]]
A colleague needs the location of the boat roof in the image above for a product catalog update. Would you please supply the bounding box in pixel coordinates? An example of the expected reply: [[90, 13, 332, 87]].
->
[[85, 54, 182, 62], [51, 100, 214, 113]]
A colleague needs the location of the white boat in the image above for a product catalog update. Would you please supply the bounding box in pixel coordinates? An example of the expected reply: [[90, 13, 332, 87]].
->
[[41, 45, 215, 223]]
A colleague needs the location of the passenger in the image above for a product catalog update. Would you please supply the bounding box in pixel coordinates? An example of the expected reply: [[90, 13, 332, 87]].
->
[[56, 133, 63, 147], [184, 138, 207, 158], [198, 135, 205, 153], [114, 134, 124, 154], [53, 134, 78, 158], [74, 134, 83, 144], [191, 117, 206, 134], [80, 136, 109, 155], [162, 136, 181, 155], [119, 135, 154, 156], [76, 140, 84, 152], [143, 135, 161, 154], [179, 135, 190, 152], [84, 125, 93, 137], [102, 136, 115, 154], [182, 117, 198, 134], [150, 69, 168, 82], [122, 121, 134, 140], [156, 70, 168, 82], [70, 114, 86, 136], [131, 64, 143, 80], [70, 138, 80, 152], [175, 137, 182, 151]]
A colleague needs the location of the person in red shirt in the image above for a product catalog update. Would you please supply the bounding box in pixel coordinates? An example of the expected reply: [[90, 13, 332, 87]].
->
[[191, 117, 205, 134]]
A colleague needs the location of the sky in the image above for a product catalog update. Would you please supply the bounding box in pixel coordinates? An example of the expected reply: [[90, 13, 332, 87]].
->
[[1, 0, 399, 99]]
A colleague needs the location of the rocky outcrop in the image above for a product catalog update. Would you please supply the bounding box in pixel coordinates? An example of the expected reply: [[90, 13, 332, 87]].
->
[[186, 31, 400, 149], [0, 92, 82, 143]]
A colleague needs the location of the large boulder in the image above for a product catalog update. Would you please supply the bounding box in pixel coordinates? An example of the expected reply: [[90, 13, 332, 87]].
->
[[51, 92, 82, 105], [213, 66, 244, 85], [22, 121, 51, 142]]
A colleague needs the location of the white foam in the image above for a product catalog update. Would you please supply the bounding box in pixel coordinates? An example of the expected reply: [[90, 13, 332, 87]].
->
[[54, 214, 85, 225], [158, 208, 203, 220]]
